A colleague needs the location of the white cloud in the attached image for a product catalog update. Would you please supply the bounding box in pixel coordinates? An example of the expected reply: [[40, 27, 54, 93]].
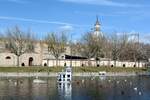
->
[[141, 34, 150, 43], [0, 16, 72, 25], [59, 25, 74, 31], [59, 0, 143, 7], [0, 16, 92, 31]]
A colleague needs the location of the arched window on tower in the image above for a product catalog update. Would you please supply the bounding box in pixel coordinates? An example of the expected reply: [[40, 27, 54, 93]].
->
[[6, 56, 11, 59]]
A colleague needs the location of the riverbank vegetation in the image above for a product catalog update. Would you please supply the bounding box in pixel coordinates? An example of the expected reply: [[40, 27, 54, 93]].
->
[[0, 67, 148, 73]]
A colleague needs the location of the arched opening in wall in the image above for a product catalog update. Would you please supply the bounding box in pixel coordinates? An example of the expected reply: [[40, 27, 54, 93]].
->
[[81, 64, 84, 67], [133, 64, 136, 67], [111, 65, 114, 67], [29, 57, 33, 66], [44, 63, 47, 66], [21, 63, 25, 66], [5, 56, 11, 59], [123, 64, 126, 67], [97, 64, 99, 67]]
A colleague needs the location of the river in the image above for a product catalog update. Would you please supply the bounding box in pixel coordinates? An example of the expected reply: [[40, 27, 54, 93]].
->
[[0, 76, 149, 100]]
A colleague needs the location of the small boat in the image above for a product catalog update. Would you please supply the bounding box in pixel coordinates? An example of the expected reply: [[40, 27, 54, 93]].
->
[[57, 66, 72, 83]]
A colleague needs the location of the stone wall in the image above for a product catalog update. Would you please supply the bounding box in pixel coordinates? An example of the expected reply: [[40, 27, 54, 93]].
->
[[0, 53, 17, 66], [0, 53, 42, 66], [20, 53, 42, 66]]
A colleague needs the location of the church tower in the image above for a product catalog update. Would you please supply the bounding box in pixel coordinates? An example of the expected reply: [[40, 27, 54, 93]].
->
[[93, 16, 103, 36]]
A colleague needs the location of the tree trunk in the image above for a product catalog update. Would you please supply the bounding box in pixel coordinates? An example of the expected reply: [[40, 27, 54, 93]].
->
[[96, 60, 98, 67], [88, 58, 91, 66], [114, 60, 116, 67], [56, 58, 58, 67], [17, 56, 20, 67], [134, 54, 136, 67], [47, 59, 49, 67], [108, 59, 110, 67]]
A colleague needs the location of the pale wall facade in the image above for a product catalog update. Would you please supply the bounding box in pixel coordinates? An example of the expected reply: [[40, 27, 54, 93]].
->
[[0, 41, 71, 67], [0, 41, 44, 67], [0, 41, 147, 67], [42, 59, 146, 68]]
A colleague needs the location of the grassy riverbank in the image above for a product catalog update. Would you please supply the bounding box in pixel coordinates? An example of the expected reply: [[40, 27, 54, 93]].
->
[[0, 66, 148, 73]]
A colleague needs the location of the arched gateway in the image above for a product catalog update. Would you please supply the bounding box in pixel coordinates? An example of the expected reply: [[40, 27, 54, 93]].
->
[[29, 57, 33, 66]]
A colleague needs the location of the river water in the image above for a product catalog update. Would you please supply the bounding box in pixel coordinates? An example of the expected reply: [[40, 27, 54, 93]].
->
[[0, 76, 149, 100]]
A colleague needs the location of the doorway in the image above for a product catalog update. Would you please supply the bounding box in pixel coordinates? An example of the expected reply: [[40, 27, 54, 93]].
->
[[29, 57, 33, 66]]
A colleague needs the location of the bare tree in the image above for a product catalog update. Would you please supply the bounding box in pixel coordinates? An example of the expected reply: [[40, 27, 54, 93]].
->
[[125, 42, 146, 67], [110, 34, 120, 67], [110, 33, 147, 67], [102, 37, 112, 67], [110, 34, 128, 67], [118, 33, 145, 67], [79, 32, 104, 66], [45, 32, 67, 66], [4, 26, 35, 66]]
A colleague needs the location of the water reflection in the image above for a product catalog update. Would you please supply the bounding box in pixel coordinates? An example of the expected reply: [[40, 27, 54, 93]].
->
[[0, 76, 149, 100], [99, 76, 106, 80], [58, 82, 72, 100]]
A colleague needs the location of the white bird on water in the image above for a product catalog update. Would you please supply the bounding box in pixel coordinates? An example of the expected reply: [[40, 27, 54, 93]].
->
[[139, 91, 142, 95], [134, 87, 138, 91], [117, 81, 120, 84], [129, 82, 132, 85], [14, 81, 17, 86], [82, 79, 84, 83]]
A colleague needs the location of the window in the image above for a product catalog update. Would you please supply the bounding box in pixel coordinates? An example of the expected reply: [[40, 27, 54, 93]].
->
[[21, 63, 25, 66], [123, 64, 126, 67], [44, 63, 47, 66], [6, 56, 11, 59], [67, 75, 70, 77]]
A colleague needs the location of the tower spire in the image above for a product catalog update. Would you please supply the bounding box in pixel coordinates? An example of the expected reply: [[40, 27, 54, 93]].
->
[[96, 15, 100, 25], [94, 16, 100, 32], [93, 16, 103, 36]]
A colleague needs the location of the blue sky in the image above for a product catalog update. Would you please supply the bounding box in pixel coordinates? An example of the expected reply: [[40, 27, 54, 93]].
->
[[0, 0, 150, 42]]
